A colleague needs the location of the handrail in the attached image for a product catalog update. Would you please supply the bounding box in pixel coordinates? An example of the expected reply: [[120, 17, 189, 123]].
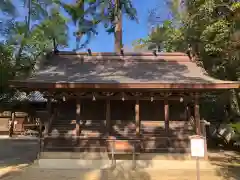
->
[[106, 139, 141, 170], [47, 108, 57, 135], [39, 108, 57, 158]]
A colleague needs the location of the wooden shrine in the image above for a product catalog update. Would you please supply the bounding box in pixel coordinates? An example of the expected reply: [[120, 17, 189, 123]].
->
[[8, 51, 240, 159]]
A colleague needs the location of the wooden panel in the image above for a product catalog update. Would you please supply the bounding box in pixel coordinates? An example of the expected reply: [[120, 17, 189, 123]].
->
[[0, 111, 11, 117], [139, 101, 164, 121], [169, 100, 186, 121], [15, 112, 28, 117], [0, 118, 9, 131], [141, 121, 166, 137], [110, 100, 135, 120], [44, 138, 106, 153], [106, 100, 110, 135], [110, 100, 135, 138], [80, 120, 105, 137], [195, 93, 201, 135], [135, 100, 140, 136], [81, 100, 106, 120], [112, 121, 136, 138], [142, 137, 168, 150], [107, 140, 133, 152], [169, 121, 194, 138], [15, 124, 23, 131], [164, 99, 169, 132], [169, 121, 194, 130], [58, 101, 76, 119]]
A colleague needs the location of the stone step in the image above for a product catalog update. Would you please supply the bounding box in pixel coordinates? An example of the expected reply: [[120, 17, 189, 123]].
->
[[51, 124, 76, 127], [39, 152, 196, 161], [143, 147, 190, 153], [43, 146, 107, 153], [40, 151, 109, 159], [37, 159, 217, 173]]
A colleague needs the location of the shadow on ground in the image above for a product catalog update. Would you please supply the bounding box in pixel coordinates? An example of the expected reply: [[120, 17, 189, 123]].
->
[[215, 165, 240, 180], [99, 165, 151, 180], [209, 150, 240, 180], [0, 138, 39, 167]]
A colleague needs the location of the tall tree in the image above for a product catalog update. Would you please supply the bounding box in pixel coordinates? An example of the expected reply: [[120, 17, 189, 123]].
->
[[133, 0, 185, 52], [59, 0, 137, 51], [0, 0, 68, 99]]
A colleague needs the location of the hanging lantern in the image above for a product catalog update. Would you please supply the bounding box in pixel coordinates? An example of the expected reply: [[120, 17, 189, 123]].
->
[[150, 96, 154, 102], [92, 93, 96, 101]]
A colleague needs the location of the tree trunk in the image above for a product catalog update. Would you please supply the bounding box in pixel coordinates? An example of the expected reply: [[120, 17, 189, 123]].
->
[[114, 0, 122, 53], [230, 89, 240, 116]]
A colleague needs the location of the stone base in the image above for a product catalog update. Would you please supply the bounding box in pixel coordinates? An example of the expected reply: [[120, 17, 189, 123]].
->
[[38, 158, 215, 170]]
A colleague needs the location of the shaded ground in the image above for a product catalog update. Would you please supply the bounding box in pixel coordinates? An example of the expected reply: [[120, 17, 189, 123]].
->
[[208, 150, 240, 180], [0, 137, 39, 168], [0, 137, 239, 180]]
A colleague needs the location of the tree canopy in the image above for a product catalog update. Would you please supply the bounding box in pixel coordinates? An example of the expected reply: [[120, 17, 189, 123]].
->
[[133, 0, 240, 119], [0, 0, 138, 98]]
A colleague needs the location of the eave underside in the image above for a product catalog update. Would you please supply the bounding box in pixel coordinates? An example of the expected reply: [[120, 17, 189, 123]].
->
[[9, 81, 240, 90]]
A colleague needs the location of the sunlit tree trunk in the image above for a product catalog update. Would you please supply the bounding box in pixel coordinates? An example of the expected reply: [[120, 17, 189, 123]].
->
[[114, 0, 122, 53]]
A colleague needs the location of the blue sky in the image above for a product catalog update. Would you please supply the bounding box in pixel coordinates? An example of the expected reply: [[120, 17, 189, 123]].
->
[[66, 0, 170, 52], [6, 0, 170, 52]]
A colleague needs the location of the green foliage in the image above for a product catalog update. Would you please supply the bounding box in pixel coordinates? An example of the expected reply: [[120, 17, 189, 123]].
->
[[0, 0, 16, 16], [59, 0, 137, 50], [0, 0, 69, 98], [133, 0, 240, 121], [0, 43, 14, 94]]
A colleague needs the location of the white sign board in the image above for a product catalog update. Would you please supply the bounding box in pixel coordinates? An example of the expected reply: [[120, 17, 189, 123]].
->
[[190, 137, 205, 157]]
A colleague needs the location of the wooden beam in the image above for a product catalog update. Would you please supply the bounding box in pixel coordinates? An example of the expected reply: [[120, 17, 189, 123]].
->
[[76, 99, 81, 136], [164, 99, 169, 134], [106, 99, 111, 136], [9, 82, 240, 90], [194, 93, 201, 135], [135, 100, 140, 136]]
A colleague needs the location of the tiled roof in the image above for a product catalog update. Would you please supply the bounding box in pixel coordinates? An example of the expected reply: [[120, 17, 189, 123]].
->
[[9, 52, 239, 89], [1, 91, 46, 103]]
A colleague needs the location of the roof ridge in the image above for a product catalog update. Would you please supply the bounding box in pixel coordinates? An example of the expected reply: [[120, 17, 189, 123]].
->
[[51, 51, 188, 57]]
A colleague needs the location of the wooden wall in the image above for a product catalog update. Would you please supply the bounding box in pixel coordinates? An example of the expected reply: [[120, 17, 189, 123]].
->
[[54, 99, 192, 138]]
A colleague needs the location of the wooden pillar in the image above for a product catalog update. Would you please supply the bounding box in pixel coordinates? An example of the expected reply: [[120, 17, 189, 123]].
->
[[201, 120, 208, 160], [9, 112, 15, 137], [185, 103, 190, 121], [164, 99, 169, 134], [194, 93, 201, 135], [44, 97, 52, 136], [135, 99, 140, 137], [76, 99, 81, 136], [38, 118, 43, 159], [39, 118, 42, 138], [106, 99, 111, 136]]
